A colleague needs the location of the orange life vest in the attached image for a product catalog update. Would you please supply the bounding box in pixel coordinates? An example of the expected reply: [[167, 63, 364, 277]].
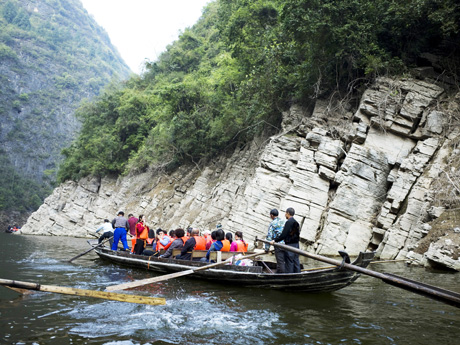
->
[[137, 222, 149, 240], [193, 236, 206, 250], [235, 239, 248, 252], [221, 239, 231, 252], [156, 235, 171, 251], [130, 237, 136, 253]]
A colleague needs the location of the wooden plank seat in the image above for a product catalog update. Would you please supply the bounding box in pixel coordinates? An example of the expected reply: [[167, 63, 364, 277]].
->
[[196, 250, 254, 263], [168, 248, 255, 263]]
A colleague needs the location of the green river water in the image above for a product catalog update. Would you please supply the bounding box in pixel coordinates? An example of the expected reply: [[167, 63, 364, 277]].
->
[[0, 232, 459, 345]]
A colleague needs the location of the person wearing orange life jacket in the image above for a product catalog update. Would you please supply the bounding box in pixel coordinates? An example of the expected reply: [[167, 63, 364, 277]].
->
[[177, 229, 206, 260], [203, 229, 225, 262], [221, 232, 233, 252], [184, 227, 192, 241], [133, 215, 149, 255], [141, 227, 158, 256], [146, 228, 156, 247], [159, 229, 176, 252], [160, 228, 186, 258], [154, 228, 171, 251], [230, 231, 248, 252]]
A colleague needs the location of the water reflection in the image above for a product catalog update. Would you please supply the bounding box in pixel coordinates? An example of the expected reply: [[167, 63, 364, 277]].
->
[[1, 233, 459, 345]]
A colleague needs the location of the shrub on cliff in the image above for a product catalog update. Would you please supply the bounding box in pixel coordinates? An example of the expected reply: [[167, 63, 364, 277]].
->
[[57, 0, 460, 182]]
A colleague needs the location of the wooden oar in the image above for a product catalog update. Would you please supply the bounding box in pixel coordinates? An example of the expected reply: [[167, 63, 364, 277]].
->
[[301, 258, 416, 271], [69, 236, 113, 263], [106, 251, 263, 291], [257, 238, 460, 308], [0, 278, 165, 306]]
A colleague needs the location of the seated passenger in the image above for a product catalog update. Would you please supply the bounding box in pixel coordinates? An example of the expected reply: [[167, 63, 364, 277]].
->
[[204, 229, 225, 262], [160, 228, 186, 258], [221, 232, 232, 252], [203, 230, 212, 249], [177, 229, 207, 260], [143, 228, 170, 256], [155, 228, 171, 251], [206, 230, 217, 250], [230, 231, 248, 252], [146, 228, 156, 247]]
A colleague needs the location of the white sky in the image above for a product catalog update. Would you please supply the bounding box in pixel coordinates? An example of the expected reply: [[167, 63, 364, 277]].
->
[[80, 0, 212, 74]]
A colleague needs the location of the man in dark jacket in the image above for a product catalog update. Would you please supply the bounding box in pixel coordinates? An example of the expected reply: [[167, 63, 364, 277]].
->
[[272, 207, 300, 273], [177, 228, 201, 260]]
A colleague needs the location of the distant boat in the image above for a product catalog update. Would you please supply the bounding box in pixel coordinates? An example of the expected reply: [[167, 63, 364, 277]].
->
[[95, 247, 374, 293], [5, 226, 19, 234]]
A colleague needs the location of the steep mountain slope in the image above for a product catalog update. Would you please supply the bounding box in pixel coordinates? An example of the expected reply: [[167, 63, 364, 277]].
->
[[0, 0, 131, 215]]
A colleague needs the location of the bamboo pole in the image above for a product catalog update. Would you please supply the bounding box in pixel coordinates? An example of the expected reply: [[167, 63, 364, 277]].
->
[[0, 278, 165, 306]]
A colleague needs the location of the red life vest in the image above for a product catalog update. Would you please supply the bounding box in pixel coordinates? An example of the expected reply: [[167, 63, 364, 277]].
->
[[235, 239, 248, 253], [193, 236, 206, 250], [221, 239, 231, 252]]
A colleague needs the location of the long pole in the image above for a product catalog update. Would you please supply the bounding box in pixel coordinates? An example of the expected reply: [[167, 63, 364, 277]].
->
[[257, 238, 460, 308], [0, 278, 165, 306], [69, 236, 113, 263]]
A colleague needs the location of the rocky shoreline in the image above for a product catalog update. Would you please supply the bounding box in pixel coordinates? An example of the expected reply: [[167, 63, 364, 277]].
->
[[20, 74, 460, 271]]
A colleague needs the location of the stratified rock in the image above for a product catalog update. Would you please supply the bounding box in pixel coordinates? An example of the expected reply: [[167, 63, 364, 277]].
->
[[20, 76, 460, 270]]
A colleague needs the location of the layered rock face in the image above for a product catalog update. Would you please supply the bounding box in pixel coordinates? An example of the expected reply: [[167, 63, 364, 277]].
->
[[21, 76, 460, 270]]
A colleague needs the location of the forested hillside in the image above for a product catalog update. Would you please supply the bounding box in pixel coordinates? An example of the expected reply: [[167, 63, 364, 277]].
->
[[58, 0, 459, 184], [0, 0, 131, 215]]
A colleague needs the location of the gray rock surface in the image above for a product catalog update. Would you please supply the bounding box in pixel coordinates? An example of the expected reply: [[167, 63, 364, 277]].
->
[[20, 76, 460, 270]]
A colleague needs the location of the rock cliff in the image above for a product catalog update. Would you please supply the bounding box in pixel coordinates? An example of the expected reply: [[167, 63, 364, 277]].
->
[[20, 75, 460, 271], [0, 0, 130, 197]]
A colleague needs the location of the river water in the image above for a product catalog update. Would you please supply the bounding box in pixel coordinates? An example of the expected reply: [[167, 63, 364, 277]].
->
[[0, 232, 459, 345]]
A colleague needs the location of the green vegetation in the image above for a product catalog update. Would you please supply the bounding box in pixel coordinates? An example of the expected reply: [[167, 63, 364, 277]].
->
[[0, 149, 52, 211], [58, 0, 460, 183], [0, 0, 130, 212]]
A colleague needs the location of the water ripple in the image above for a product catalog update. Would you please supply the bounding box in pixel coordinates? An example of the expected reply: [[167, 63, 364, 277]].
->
[[66, 295, 282, 344]]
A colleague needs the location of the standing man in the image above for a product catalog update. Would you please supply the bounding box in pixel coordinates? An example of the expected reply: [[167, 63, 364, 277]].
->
[[265, 209, 286, 273], [111, 211, 130, 251], [271, 207, 300, 273], [127, 214, 138, 237]]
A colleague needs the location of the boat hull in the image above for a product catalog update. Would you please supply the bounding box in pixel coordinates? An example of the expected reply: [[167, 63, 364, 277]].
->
[[95, 248, 374, 293]]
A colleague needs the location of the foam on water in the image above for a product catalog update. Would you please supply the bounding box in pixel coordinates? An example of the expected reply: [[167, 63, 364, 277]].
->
[[65, 294, 283, 344]]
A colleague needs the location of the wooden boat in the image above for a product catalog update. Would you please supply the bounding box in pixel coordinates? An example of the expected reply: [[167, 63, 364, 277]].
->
[[95, 247, 375, 293]]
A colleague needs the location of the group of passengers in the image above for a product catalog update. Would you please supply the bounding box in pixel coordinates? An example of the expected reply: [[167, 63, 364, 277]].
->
[[96, 210, 249, 262], [96, 206, 301, 272]]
